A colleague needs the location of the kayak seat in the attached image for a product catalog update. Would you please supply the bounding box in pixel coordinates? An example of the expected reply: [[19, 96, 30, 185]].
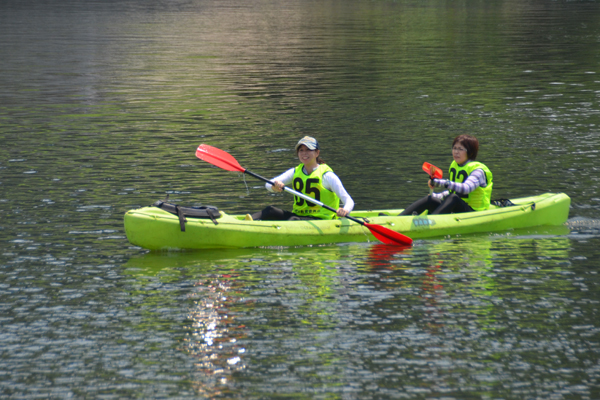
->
[[491, 198, 516, 208], [152, 200, 221, 232]]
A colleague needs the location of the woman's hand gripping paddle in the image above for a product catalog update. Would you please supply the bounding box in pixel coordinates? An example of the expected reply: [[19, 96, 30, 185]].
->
[[196, 144, 412, 246], [422, 162, 443, 195]]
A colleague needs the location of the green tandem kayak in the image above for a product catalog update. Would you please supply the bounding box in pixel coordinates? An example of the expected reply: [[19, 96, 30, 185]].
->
[[124, 193, 570, 250]]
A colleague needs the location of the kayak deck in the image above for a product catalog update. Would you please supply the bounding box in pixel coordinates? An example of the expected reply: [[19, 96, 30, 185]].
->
[[124, 193, 570, 250]]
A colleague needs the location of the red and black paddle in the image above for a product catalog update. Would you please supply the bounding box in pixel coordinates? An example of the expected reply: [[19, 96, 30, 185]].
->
[[422, 162, 443, 195], [422, 162, 443, 180], [196, 144, 412, 246]]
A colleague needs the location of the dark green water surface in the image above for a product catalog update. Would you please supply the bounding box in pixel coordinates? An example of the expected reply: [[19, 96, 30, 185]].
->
[[1, 0, 600, 398]]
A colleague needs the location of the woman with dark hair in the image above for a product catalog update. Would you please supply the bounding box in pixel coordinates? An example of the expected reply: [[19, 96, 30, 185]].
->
[[399, 134, 493, 215], [246, 136, 354, 221]]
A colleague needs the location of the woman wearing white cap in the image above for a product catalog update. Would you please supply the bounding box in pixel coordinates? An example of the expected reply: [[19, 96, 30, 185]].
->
[[246, 136, 354, 221]]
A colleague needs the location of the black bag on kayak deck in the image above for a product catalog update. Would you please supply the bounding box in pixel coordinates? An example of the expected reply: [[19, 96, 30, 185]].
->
[[491, 198, 515, 207], [152, 200, 221, 232]]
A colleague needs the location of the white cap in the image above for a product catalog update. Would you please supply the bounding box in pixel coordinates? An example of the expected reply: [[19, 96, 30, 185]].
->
[[295, 136, 319, 151]]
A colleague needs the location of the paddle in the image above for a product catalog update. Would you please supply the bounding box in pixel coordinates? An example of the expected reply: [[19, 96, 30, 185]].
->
[[422, 162, 443, 195], [196, 144, 412, 246]]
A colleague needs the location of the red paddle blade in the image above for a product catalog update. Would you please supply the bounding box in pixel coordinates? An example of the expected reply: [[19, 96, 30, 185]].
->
[[364, 223, 413, 246], [196, 144, 245, 173], [422, 162, 443, 179]]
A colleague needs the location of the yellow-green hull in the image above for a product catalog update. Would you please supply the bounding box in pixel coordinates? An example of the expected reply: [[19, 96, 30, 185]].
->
[[124, 193, 570, 250]]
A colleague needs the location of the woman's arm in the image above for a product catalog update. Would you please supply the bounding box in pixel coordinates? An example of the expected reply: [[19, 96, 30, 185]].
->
[[432, 168, 487, 194], [266, 168, 295, 192], [322, 172, 355, 213]]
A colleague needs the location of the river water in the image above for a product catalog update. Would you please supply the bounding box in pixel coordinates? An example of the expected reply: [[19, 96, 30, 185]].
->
[[1, 0, 600, 398]]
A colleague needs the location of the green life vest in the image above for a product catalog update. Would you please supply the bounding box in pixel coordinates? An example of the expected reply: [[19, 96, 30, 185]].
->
[[291, 164, 340, 219], [448, 160, 493, 211]]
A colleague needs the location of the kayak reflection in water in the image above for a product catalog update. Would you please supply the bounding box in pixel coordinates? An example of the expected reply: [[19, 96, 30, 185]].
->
[[400, 134, 493, 216], [246, 136, 354, 221]]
